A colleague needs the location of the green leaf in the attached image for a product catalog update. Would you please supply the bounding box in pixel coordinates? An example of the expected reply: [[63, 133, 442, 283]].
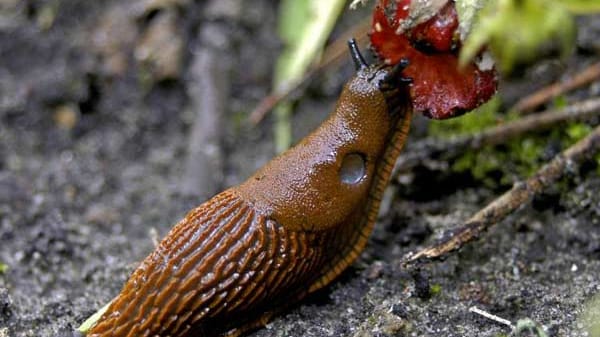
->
[[455, 0, 493, 39], [460, 0, 576, 73], [273, 0, 347, 152], [557, 0, 600, 13], [77, 300, 113, 333]]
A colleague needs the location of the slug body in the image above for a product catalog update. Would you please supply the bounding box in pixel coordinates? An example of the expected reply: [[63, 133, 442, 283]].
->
[[88, 42, 412, 337]]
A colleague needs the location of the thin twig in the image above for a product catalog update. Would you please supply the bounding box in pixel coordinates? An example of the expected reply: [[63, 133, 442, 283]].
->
[[248, 18, 371, 125], [469, 307, 514, 329], [181, 46, 226, 199], [404, 123, 600, 263], [512, 61, 600, 113], [394, 97, 600, 175]]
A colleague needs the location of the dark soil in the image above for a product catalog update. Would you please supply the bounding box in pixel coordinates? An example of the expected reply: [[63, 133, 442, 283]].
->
[[1, 1, 599, 337]]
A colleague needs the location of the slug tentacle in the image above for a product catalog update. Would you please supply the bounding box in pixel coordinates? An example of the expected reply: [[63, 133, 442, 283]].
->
[[348, 38, 368, 70], [87, 40, 413, 337], [381, 58, 412, 89]]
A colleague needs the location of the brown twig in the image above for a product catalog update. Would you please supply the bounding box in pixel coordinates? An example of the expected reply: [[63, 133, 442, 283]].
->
[[248, 18, 371, 125], [181, 46, 226, 199], [404, 123, 600, 263], [394, 97, 600, 176], [512, 61, 600, 113]]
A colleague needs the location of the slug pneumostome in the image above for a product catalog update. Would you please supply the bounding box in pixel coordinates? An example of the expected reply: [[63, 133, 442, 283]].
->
[[85, 41, 413, 337]]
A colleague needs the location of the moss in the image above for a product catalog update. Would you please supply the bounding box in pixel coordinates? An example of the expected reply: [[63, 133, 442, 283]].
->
[[430, 284, 442, 296], [428, 97, 504, 137], [428, 97, 595, 188]]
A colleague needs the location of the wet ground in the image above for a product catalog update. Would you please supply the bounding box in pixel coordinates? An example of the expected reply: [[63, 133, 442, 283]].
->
[[1, 1, 599, 336]]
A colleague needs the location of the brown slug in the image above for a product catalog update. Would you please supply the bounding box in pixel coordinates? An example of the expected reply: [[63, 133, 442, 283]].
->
[[86, 40, 413, 337]]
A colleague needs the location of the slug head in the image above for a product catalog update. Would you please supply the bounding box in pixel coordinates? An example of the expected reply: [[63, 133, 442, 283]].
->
[[236, 42, 411, 232], [328, 40, 411, 145], [347, 39, 412, 119]]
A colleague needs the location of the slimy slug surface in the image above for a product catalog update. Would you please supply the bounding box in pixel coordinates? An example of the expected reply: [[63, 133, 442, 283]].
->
[[86, 41, 413, 337]]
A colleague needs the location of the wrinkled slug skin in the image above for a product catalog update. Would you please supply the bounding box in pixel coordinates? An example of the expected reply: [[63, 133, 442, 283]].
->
[[87, 65, 412, 337]]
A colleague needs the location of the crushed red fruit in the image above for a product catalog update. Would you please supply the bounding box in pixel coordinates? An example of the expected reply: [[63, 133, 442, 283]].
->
[[370, 0, 497, 119]]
